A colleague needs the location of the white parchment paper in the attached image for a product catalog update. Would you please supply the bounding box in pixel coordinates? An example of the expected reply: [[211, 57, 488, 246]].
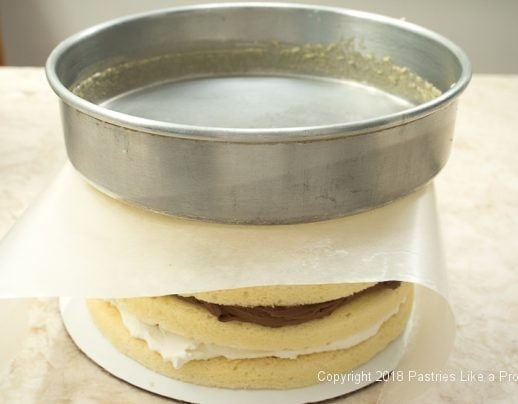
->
[[0, 164, 455, 403]]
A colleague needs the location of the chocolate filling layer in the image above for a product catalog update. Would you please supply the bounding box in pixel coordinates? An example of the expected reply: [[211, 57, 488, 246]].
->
[[177, 281, 401, 328]]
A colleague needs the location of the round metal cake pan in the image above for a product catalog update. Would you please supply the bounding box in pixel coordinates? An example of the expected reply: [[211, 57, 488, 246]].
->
[[46, 3, 471, 224]]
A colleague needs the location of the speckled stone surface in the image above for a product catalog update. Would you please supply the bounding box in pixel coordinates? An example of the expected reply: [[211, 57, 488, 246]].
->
[[0, 68, 516, 403]]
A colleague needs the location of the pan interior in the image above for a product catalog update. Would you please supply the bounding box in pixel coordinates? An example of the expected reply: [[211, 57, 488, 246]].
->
[[102, 75, 413, 129], [72, 40, 442, 131]]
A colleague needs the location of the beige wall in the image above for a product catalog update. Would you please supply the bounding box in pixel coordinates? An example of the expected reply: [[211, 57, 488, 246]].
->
[[1, 0, 517, 73]]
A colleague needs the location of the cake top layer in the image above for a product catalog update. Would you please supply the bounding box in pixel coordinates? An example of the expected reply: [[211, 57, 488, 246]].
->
[[178, 282, 401, 327], [180, 282, 377, 306]]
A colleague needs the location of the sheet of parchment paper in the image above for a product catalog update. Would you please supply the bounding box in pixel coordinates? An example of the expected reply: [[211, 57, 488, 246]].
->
[[0, 164, 454, 403]]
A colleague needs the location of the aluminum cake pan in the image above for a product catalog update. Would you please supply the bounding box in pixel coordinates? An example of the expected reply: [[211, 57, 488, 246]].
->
[[46, 3, 471, 224]]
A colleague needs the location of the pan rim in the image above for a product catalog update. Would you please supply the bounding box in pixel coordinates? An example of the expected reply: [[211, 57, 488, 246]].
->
[[45, 2, 472, 143]]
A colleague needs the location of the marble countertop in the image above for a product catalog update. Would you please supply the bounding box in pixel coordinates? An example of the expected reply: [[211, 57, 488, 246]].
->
[[0, 67, 516, 403]]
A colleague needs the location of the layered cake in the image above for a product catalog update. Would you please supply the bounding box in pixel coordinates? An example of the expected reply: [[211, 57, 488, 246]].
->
[[87, 281, 413, 389]]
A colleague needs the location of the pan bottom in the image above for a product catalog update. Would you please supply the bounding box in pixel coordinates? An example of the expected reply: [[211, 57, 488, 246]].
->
[[102, 75, 414, 129]]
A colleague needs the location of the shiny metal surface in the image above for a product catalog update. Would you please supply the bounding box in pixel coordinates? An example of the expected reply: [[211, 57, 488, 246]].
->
[[103, 76, 414, 128], [46, 3, 471, 224]]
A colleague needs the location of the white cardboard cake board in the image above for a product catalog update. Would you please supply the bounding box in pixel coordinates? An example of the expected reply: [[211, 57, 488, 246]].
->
[[60, 298, 410, 404]]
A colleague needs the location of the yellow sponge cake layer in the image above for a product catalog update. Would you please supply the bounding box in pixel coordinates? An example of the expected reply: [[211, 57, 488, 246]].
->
[[114, 283, 412, 351], [183, 282, 377, 306]]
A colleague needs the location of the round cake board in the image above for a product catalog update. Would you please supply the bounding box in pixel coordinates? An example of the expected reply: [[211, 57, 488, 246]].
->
[[60, 298, 408, 404]]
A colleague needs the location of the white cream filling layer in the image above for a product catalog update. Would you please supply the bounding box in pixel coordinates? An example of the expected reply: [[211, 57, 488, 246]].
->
[[115, 300, 403, 369]]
